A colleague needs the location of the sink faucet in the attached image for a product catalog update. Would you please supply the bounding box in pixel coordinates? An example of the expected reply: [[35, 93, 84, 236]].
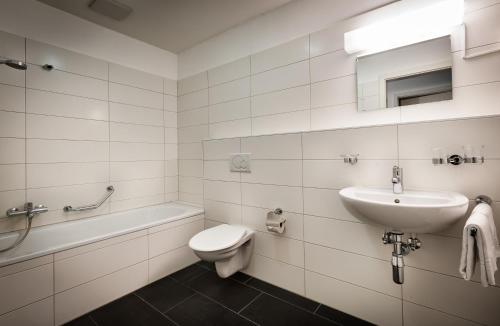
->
[[392, 166, 403, 194]]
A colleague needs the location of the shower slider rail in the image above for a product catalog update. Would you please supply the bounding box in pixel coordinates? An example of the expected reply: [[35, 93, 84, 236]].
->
[[63, 186, 114, 212]]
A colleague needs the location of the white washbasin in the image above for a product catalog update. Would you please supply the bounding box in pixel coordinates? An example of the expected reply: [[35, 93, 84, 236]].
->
[[339, 187, 469, 233]]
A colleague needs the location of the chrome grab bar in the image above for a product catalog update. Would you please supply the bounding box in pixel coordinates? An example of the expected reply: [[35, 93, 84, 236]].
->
[[63, 186, 114, 212]]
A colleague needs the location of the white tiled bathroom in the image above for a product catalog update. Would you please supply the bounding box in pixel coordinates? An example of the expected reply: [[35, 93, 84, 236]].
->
[[0, 0, 499, 325]]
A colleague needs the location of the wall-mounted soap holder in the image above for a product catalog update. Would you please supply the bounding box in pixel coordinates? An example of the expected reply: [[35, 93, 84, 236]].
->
[[432, 146, 485, 166], [341, 154, 359, 165]]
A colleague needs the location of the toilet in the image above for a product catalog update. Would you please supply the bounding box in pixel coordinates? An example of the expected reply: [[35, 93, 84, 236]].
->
[[189, 224, 255, 278]]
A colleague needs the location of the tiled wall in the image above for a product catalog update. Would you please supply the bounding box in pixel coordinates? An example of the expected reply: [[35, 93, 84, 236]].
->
[[175, 1, 500, 325], [202, 117, 500, 326], [0, 30, 178, 233], [176, 2, 500, 205]]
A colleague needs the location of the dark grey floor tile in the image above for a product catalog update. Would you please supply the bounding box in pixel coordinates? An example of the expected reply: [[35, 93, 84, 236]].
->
[[196, 260, 215, 271], [241, 294, 334, 326], [229, 271, 252, 283], [64, 315, 97, 326], [166, 294, 254, 326], [316, 304, 375, 326], [169, 264, 207, 283], [89, 294, 175, 326], [135, 276, 194, 312], [247, 278, 319, 312], [186, 271, 261, 311]]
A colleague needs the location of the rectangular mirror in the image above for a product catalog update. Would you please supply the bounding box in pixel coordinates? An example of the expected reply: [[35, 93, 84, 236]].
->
[[356, 36, 452, 111]]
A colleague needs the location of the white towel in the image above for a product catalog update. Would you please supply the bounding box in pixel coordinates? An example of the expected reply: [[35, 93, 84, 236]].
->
[[459, 203, 499, 287]]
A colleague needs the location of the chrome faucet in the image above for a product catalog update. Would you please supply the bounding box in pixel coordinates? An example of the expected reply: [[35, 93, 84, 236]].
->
[[6, 202, 48, 218], [392, 166, 403, 194]]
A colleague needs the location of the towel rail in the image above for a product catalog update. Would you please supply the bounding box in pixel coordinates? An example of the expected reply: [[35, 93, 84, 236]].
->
[[470, 195, 493, 237], [63, 186, 114, 212]]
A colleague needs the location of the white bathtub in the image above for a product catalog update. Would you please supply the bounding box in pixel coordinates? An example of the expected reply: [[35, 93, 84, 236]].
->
[[0, 202, 204, 267]]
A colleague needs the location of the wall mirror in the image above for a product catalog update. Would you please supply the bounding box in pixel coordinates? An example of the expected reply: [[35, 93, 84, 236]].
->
[[356, 36, 452, 111]]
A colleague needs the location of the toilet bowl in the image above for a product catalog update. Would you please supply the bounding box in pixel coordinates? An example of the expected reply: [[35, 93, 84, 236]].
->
[[189, 224, 255, 278]]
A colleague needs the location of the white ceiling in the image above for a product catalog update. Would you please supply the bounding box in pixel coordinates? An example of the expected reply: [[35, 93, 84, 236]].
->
[[36, 0, 294, 53]]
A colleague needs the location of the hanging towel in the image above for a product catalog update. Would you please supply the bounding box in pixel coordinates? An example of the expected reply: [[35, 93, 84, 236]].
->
[[459, 203, 499, 287]]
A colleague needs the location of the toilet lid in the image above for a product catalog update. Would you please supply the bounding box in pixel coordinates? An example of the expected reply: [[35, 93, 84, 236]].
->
[[189, 224, 247, 252]]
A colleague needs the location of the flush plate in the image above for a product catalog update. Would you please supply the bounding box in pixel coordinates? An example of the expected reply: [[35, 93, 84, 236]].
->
[[230, 153, 251, 173]]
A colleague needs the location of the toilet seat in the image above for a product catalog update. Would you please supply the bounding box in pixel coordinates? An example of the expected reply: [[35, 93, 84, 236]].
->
[[189, 224, 248, 252]]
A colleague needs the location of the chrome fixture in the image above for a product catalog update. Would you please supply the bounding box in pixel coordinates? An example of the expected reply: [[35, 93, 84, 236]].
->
[[0, 59, 27, 70], [1, 202, 48, 252], [432, 146, 485, 165], [392, 166, 403, 194], [266, 208, 286, 234], [341, 154, 359, 165], [42, 64, 54, 71], [382, 231, 421, 284], [470, 195, 493, 237], [64, 186, 114, 212]]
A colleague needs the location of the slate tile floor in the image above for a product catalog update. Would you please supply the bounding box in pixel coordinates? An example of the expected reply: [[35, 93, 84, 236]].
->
[[66, 262, 374, 326]]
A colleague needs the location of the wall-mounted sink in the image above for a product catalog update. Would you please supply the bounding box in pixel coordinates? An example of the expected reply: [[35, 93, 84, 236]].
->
[[339, 187, 469, 233]]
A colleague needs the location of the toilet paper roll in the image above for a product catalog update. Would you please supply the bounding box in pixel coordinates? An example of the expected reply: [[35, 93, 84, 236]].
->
[[266, 211, 286, 233]]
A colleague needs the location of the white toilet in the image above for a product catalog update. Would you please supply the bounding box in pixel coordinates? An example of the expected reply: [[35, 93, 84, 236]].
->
[[189, 224, 255, 278]]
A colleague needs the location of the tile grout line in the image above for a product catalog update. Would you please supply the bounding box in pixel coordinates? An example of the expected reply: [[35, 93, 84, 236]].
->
[[132, 293, 180, 326], [237, 292, 263, 314]]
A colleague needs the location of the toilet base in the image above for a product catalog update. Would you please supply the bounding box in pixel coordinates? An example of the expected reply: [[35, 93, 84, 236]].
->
[[214, 238, 254, 278]]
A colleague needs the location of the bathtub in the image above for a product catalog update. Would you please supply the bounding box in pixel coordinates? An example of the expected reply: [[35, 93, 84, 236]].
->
[[0, 202, 204, 267], [0, 202, 205, 325]]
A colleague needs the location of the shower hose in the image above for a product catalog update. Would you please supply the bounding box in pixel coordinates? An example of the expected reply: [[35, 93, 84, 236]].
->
[[0, 214, 34, 253]]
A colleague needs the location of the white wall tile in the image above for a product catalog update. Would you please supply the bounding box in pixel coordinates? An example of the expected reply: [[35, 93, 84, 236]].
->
[[241, 133, 301, 159], [27, 139, 108, 163], [209, 77, 250, 105], [27, 162, 108, 188], [242, 206, 303, 240], [306, 271, 402, 326], [55, 261, 147, 325], [310, 51, 356, 83], [178, 89, 209, 111], [111, 178, 164, 201], [164, 78, 177, 96], [27, 39, 108, 80], [178, 72, 208, 95], [109, 82, 163, 110], [254, 231, 304, 267], [244, 254, 304, 295], [179, 176, 203, 194], [252, 110, 310, 135], [242, 183, 302, 213], [404, 267, 500, 325], [208, 57, 250, 86], [251, 36, 309, 74], [0, 30, 25, 60], [464, 4, 500, 49], [305, 243, 400, 297], [149, 220, 204, 257], [27, 115, 108, 141], [179, 143, 203, 160], [110, 161, 164, 181], [0, 165, 25, 191], [166, 176, 179, 193], [303, 187, 363, 223], [311, 75, 356, 108], [303, 125, 398, 159], [0, 297, 53, 326], [178, 107, 208, 127], [109, 63, 163, 92], [304, 215, 391, 260], [165, 143, 178, 160], [148, 246, 199, 282], [209, 98, 251, 123], [0, 111, 25, 138], [0, 138, 25, 164], [251, 60, 310, 95], [252, 85, 310, 117], [27, 64, 107, 100], [241, 160, 302, 186], [303, 159, 395, 189], [0, 64, 25, 88], [178, 125, 209, 143], [0, 84, 24, 113], [27, 89, 108, 121], [203, 138, 240, 160], [204, 199, 242, 224], [164, 111, 177, 128], [203, 160, 240, 182], [453, 51, 500, 87], [403, 301, 481, 326], [0, 190, 26, 219], [165, 127, 178, 143], [209, 119, 251, 139], [110, 142, 163, 161], [0, 264, 53, 316], [204, 180, 241, 204], [110, 102, 163, 126], [110, 122, 163, 143], [164, 94, 177, 111], [310, 26, 345, 58], [178, 159, 203, 177]]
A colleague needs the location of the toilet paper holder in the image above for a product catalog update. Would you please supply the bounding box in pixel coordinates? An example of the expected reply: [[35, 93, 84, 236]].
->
[[266, 208, 286, 234]]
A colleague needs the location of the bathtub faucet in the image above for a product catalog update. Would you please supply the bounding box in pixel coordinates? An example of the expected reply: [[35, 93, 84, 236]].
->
[[6, 202, 48, 218]]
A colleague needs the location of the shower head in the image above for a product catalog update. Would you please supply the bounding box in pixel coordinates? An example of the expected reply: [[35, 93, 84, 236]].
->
[[0, 59, 27, 70]]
